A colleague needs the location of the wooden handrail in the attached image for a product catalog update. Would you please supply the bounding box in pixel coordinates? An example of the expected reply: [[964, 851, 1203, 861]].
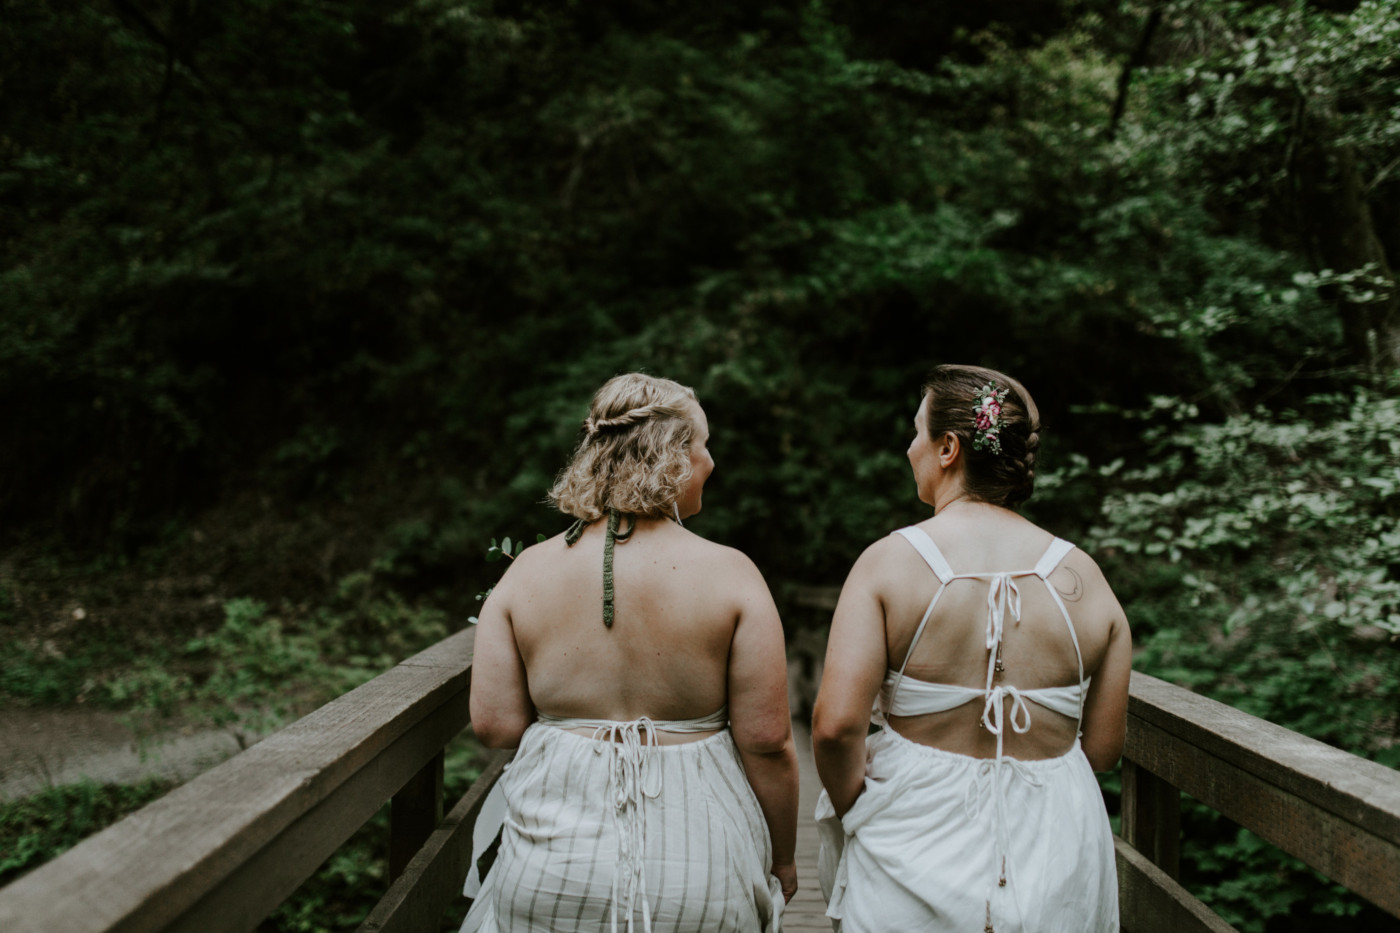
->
[[0, 626, 485, 933], [1118, 671, 1400, 932], [4, 629, 1398, 933]]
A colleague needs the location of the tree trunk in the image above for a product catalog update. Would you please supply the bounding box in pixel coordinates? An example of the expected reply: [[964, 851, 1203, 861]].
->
[[1299, 142, 1400, 373]]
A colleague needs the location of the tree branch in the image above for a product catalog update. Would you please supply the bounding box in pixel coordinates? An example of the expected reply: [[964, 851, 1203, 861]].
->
[[104, 0, 264, 146], [1108, 6, 1163, 141]]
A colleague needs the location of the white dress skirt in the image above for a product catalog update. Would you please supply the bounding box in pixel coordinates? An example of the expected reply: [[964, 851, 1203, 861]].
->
[[463, 719, 783, 933], [816, 727, 1118, 933]]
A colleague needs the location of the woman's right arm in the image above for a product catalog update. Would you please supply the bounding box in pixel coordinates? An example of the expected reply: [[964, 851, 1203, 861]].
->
[[811, 540, 892, 817], [726, 554, 799, 902], [468, 557, 536, 749]]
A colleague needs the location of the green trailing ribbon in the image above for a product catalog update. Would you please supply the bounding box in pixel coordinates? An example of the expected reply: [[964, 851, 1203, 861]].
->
[[564, 509, 635, 627], [564, 517, 589, 547]]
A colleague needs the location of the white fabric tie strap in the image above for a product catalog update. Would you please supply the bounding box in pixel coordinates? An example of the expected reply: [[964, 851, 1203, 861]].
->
[[583, 717, 664, 933], [982, 573, 1021, 689], [984, 573, 1022, 653], [975, 686, 1038, 932], [980, 685, 1032, 762]]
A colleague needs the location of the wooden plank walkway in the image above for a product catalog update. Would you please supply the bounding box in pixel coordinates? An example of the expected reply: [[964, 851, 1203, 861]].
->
[[785, 723, 833, 932]]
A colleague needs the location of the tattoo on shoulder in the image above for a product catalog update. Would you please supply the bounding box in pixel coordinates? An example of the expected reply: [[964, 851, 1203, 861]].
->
[[1055, 567, 1084, 602]]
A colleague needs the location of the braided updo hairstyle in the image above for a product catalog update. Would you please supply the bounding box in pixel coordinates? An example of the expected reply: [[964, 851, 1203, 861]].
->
[[548, 373, 699, 521], [923, 364, 1040, 509]]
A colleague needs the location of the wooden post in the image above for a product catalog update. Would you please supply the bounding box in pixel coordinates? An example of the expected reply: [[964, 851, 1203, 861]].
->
[[1122, 758, 1181, 880], [390, 750, 444, 881]]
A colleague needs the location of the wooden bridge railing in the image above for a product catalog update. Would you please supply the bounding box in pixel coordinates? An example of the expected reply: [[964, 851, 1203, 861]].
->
[[1117, 672, 1400, 933], [1, 625, 1398, 932], [0, 626, 510, 933]]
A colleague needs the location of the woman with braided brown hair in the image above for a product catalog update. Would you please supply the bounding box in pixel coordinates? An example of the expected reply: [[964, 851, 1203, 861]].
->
[[812, 364, 1130, 932], [464, 373, 798, 932]]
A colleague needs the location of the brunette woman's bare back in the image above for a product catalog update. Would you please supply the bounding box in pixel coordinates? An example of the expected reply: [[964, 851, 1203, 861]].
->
[[870, 506, 1129, 766]]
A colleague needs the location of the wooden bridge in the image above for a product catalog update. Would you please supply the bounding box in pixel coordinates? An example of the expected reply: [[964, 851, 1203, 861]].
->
[[1, 625, 1398, 933]]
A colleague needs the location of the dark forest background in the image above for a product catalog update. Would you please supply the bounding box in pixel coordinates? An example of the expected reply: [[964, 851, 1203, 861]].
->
[[2, 0, 1398, 929]]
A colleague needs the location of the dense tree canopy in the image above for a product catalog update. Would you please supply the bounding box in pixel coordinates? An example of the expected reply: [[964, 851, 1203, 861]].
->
[[2, 1, 1398, 927]]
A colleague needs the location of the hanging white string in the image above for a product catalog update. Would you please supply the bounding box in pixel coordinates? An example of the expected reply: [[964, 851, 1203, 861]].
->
[[588, 718, 663, 933]]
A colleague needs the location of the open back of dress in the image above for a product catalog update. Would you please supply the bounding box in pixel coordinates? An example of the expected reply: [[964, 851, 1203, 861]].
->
[[815, 526, 1118, 933], [881, 527, 1089, 757]]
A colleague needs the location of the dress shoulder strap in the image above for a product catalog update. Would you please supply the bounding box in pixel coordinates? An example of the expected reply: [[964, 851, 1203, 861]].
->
[[884, 528, 957, 714], [892, 527, 955, 584], [1031, 536, 1089, 732], [1033, 536, 1075, 579]]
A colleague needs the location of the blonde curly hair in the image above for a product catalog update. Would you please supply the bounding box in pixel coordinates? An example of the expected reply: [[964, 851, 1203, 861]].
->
[[548, 373, 699, 521]]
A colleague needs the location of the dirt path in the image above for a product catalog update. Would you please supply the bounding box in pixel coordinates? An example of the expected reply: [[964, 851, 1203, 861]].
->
[[0, 708, 254, 801]]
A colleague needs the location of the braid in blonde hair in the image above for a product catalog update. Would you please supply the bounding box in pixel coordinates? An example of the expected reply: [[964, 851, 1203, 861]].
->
[[583, 405, 667, 437]]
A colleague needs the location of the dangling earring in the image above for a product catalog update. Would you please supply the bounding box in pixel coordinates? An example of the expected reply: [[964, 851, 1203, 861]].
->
[[673, 502, 683, 525]]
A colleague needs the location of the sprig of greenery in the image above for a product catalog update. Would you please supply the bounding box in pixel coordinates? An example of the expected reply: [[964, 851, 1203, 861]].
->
[[470, 534, 547, 622]]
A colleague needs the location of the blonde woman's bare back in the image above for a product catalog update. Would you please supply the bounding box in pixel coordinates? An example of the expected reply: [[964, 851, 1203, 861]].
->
[[504, 518, 755, 734]]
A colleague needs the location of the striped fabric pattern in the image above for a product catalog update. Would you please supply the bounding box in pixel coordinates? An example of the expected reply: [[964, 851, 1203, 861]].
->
[[463, 724, 783, 933]]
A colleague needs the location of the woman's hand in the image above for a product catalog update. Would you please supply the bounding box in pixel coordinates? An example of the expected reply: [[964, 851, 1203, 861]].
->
[[773, 860, 798, 903]]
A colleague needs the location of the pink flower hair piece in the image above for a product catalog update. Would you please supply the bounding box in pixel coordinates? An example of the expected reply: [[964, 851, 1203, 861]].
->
[[971, 382, 1009, 455]]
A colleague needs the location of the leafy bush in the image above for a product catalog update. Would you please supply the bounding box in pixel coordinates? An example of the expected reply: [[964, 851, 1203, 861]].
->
[[1061, 382, 1400, 929], [0, 778, 175, 888]]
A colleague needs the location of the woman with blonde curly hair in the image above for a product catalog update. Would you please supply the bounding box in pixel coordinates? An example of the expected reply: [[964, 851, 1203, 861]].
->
[[464, 373, 798, 933]]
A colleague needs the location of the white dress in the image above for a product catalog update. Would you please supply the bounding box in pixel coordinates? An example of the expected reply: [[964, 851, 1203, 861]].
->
[[463, 709, 783, 933], [816, 528, 1118, 933]]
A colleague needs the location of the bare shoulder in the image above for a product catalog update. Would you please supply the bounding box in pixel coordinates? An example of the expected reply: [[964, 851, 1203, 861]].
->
[[502, 533, 568, 571], [860, 528, 944, 585], [487, 533, 568, 596], [688, 535, 768, 586], [861, 531, 910, 562], [1051, 544, 1125, 620], [1056, 542, 1107, 584]]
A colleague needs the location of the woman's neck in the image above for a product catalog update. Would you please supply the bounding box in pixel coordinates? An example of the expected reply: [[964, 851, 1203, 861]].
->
[[932, 488, 975, 514]]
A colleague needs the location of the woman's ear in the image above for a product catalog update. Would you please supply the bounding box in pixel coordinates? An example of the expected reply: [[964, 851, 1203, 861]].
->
[[938, 432, 961, 468]]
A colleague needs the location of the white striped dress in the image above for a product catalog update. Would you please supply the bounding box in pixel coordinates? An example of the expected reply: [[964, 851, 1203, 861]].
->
[[462, 711, 783, 933]]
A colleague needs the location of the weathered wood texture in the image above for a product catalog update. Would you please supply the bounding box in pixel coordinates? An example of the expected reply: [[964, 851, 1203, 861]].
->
[[360, 750, 513, 933], [1115, 836, 1238, 933], [0, 627, 479, 933], [1126, 672, 1400, 917], [1121, 758, 1181, 879], [390, 751, 445, 881]]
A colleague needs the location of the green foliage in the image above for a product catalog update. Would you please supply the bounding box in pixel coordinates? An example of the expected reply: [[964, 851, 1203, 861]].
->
[[484, 535, 532, 563], [1086, 390, 1400, 746], [0, 778, 175, 887], [1133, 0, 1400, 219], [1181, 802, 1365, 932], [1, 584, 449, 735], [1059, 383, 1400, 927]]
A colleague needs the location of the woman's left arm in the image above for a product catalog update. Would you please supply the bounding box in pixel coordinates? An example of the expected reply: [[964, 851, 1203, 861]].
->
[[468, 554, 536, 748], [726, 552, 799, 902], [811, 540, 894, 818], [1074, 553, 1132, 771]]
